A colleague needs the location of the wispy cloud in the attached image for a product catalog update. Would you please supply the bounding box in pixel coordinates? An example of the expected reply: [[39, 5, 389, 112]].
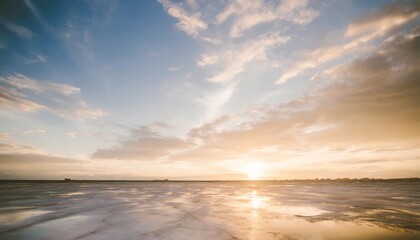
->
[[345, 1, 419, 37], [0, 74, 80, 96], [0, 143, 43, 155], [21, 129, 47, 135], [0, 17, 34, 39], [184, 28, 420, 164], [168, 66, 182, 71], [217, 0, 319, 37], [66, 132, 76, 139], [0, 74, 106, 121], [93, 27, 420, 178], [159, 0, 207, 38], [0, 86, 45, 112], [24, 0, 51, 30], [24, 55, 47, 64], [200, 32, 289, 83], [194, 32, 289, 121], [276, 1, 420, 84], [53, 98, 106, 121], [197, 82, 237, 122]]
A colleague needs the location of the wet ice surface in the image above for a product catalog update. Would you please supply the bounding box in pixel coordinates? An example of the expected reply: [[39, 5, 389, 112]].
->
[[0, 180, 419, 240]]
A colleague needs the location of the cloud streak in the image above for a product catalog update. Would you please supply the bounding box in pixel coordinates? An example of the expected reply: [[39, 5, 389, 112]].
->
[[200, 33, 290, 83], [0, 86, 45, 112], [0, 74, 106, 121], [0, 74, 80, 96], [159, 0, 207, 38], [217, 0, 318, 37], [92, 126, 191, 160], [0, 17, 34, 38], [276, 0, 420, 84]]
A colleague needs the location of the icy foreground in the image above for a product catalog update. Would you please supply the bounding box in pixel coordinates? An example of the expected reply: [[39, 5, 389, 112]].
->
[[0, 180, 419, 240]]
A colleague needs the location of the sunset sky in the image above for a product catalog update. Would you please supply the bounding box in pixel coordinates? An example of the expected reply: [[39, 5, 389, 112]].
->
[[0, 0, 419, 180]]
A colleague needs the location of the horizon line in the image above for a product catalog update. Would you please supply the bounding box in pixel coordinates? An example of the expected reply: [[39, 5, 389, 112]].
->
[[1, 177, 419, 182]]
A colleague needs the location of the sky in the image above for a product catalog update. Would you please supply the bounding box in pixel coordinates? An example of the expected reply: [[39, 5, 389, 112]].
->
[[0, 0, 419, 180]]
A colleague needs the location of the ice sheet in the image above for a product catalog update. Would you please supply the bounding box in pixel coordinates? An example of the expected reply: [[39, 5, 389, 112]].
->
[[0, 180, 419, 239]]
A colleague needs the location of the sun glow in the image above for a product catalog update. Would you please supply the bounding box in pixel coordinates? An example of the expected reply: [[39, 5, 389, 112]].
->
[[243, 163, 266, 180]]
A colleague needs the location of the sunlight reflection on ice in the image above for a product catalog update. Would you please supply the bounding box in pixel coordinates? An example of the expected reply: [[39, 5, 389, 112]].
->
[[0, 181, 419, 240], [250, 191, 262, 209]]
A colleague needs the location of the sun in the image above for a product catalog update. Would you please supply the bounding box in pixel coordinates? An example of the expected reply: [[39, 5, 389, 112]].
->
[[243, 163, 266, 180]]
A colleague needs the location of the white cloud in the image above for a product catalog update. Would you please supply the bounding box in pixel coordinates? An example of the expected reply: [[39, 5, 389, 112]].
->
[[197, 54, 219, 67], [66, 132, 76, 139], [217, 0, 319, 38], [159, 0, 207, 38], [21, 129, 47, 135], [303, 124, 338, 134], [288, 8, 319, 25], [168, 66, 182, 71]]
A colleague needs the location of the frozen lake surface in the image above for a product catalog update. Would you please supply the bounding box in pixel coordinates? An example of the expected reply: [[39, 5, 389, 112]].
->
[[0, 180, 419, 240]]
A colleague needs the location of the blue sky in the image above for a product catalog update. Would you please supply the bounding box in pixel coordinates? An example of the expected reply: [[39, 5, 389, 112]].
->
[[0, 0, 419, 179]]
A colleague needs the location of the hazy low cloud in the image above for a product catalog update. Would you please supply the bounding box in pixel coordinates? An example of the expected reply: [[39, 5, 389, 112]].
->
[[0, 152, 86, 180], [0, 143, 42, 154], [0, 153, 84, 165], [0, 133, 11, 141], [92, 126, 191, 160], [0, 74, 106, 121], [0, 141, 89, 179]]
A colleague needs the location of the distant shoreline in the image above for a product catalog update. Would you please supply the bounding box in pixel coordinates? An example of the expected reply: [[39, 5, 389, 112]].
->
[[0, 178, 418, 183]]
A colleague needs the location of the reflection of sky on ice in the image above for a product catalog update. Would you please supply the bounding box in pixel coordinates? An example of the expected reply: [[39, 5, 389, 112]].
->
[[0, 210, 51, 225], [0, 181, 419, 240]]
